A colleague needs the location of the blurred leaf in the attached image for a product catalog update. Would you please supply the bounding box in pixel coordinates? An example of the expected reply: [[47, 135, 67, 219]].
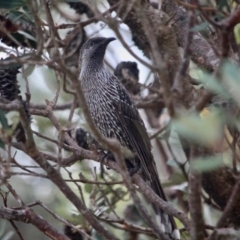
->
[[94, 231, 105, 240], [110, 187, 126, 205], [216, 0, 230, 12], [221, 61, 240, 105], [70, 213, 87, 226], [0, 138, 5, 149], [191, 155, 223, 172], [234, 24, 240, 44], [1, 11, 36, 48], [5, 31, 36, 48], [0, 221, 6, 237], [0, 0, 26, 9], [7, 10, 33, 24], [42, 68, 58, 94], [180, 230, 190, 240], [156, 130, 169, 140], [17, 30, 36, 41], [9, 113, 20, 134], [0, 109, 9, 130], [84, 183, 92, 194], [172, 182, 188, 192], [162, 172, 186, 188], [22, 64, 35, 78], [191, 22, 209, 32], [197, 72, 229, 98], [0, 222, 13, 239], [2, 231, 14, 240], [172, 111, 222, 146], [167, 158, 179, 168]]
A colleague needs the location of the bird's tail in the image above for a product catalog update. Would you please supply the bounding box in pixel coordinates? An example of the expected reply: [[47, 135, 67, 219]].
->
[[150, 168, 180, 240]]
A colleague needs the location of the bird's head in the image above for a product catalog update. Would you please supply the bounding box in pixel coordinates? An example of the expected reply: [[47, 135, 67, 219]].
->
[[79, 37, 116, 69]]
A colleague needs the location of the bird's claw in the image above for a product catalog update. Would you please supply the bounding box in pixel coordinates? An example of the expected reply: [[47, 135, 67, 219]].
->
[[125, 159, 140, 176], [99, 150, 115, 170], [98, 151, 140, 175]]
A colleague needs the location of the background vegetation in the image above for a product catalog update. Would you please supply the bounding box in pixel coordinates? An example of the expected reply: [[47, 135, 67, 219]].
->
[[1, 0, 240, 239]]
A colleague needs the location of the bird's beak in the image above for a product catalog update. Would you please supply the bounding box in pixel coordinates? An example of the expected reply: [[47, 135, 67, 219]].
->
[[92, 37, 116, 53], [101, 37, 116, 46], [106, 37, 116, 43]]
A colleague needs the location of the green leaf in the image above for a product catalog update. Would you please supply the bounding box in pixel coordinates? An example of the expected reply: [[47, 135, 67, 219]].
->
[[172, 111, 223, 146], [2, 231, 14, 240], [216, 0, 230, 12], [234, 25, 240, 44], [0, 0, 26, 9], [221, 61, 240, 105], [94, 231, 105, 240], [162, 172, 186, 188], [84, 183, 92, 194], [191, 22, 209, 32], [196, 72, 229, 98], [22, 64, 35, 78], [0, 138, 5, 149], [167, 158, 179, 168], [191, 155, 223, 172], [7, 10, 31, 21], [3, 11, 36, 48], [0, 109, 9, 130], [0, 221, 6, 237], [6, 31, 37, 49]]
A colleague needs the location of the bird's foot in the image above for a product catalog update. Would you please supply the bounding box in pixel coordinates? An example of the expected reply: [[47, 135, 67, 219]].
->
[[125, 159, 140, 176], [99, 151, 140, 175], [99, 150, 115, 169]]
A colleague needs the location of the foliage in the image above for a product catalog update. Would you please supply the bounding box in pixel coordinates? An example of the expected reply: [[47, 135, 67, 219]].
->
[[0, 0, 240, 240]]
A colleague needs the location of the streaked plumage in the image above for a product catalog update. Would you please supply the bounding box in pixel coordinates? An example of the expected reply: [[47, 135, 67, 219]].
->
[[79, 37, 180, 240]]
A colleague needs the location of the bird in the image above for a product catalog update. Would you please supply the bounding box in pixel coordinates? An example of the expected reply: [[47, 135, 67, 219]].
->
[[79, 37, 180, 240]]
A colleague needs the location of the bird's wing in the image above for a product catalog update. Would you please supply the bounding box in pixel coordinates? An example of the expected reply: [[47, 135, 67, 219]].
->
[[113, 83, 178, 237], [112, 84, 154, 181]]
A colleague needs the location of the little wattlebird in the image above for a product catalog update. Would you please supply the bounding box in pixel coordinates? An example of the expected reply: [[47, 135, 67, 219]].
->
[[79, 37, 180, 240]]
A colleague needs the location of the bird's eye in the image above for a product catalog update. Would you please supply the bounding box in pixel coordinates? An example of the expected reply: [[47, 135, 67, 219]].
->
[[89, 42, 95, 47]]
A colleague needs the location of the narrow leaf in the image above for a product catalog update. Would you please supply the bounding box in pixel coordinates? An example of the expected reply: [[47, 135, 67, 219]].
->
[[0, 138, 5, 149], [191, 156, 223, 172], [0, 0, 26, 9], [0, 109, 9, 130]]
